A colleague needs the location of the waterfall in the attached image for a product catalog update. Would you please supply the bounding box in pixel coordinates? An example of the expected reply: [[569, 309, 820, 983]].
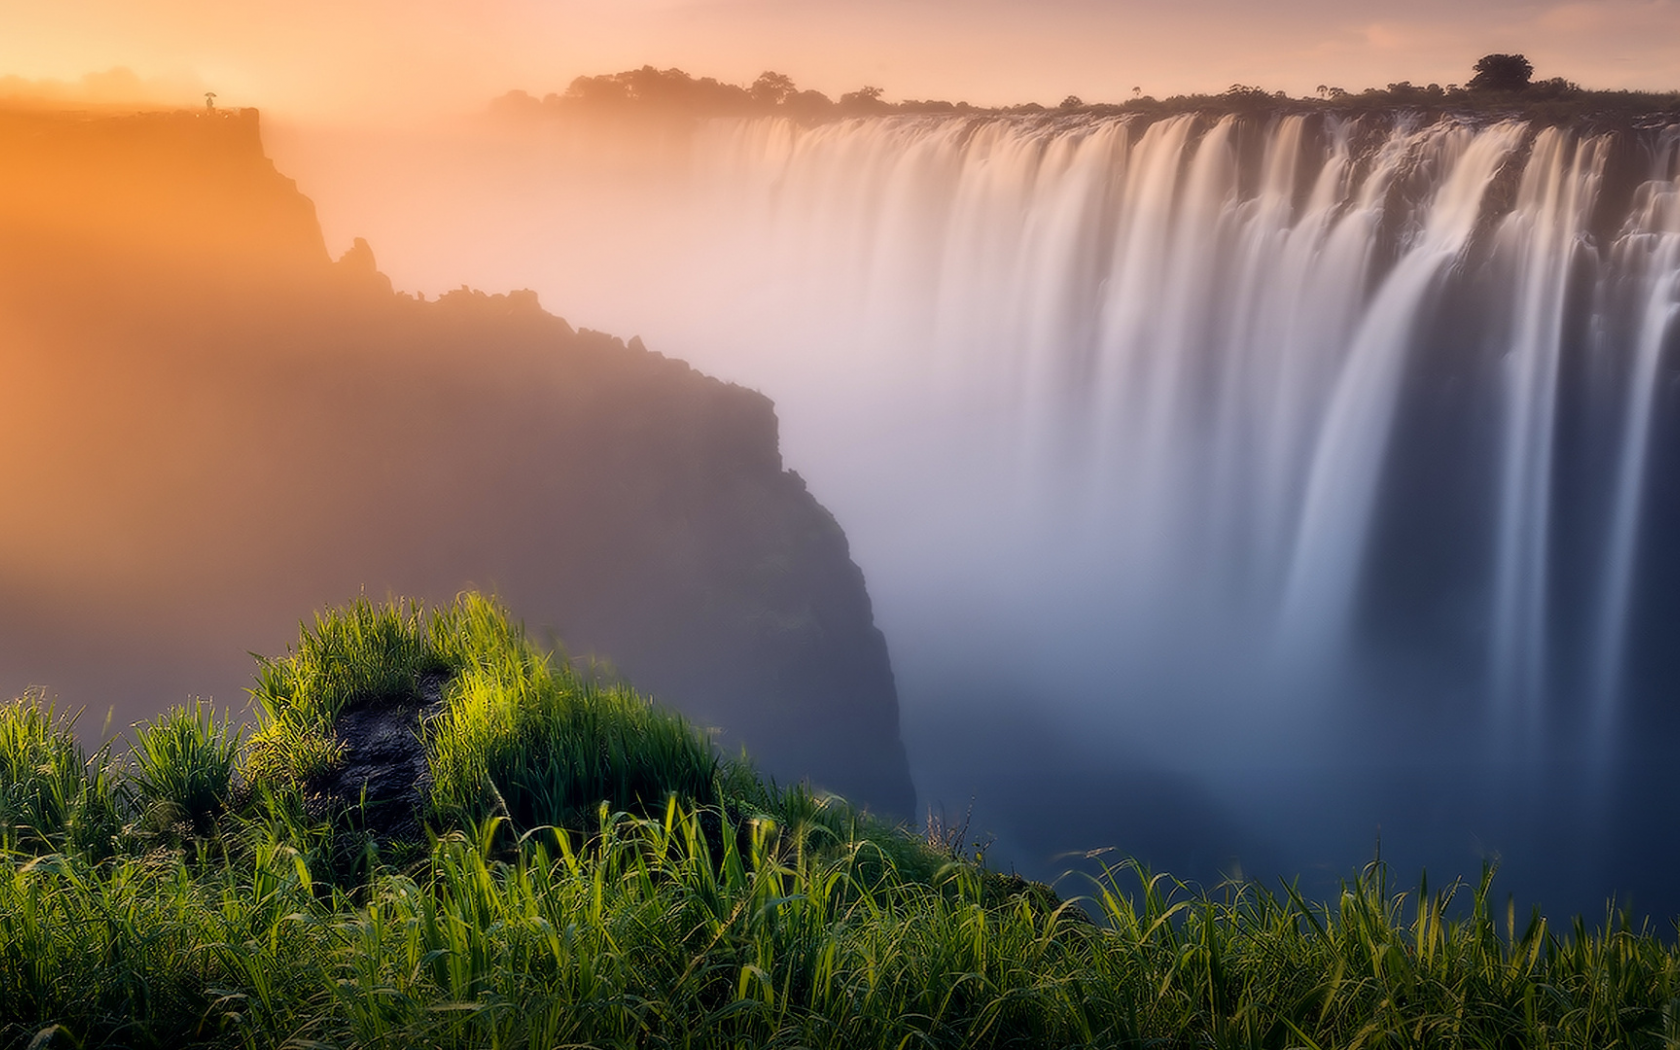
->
[[686, 113, 1680, 768], [1486, 128, 1606, 732], [1590, 129, 1680, 745], [1280, 121, 1522, 662]]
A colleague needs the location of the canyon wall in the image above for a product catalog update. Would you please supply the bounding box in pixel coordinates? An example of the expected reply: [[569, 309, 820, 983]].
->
[[0, 106, 915, 816]]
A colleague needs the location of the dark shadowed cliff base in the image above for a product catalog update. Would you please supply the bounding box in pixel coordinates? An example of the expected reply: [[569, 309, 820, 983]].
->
[[0, 105, 915, 816]]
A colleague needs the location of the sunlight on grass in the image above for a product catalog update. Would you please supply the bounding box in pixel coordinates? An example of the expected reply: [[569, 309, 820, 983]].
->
[[3, 594, 1680, 1047], [131, 702, 243, 835], [0, 694, 120, 858]]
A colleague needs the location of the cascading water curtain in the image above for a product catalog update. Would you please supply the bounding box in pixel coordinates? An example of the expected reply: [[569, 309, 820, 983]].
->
[[695, 112, 1680, 766]]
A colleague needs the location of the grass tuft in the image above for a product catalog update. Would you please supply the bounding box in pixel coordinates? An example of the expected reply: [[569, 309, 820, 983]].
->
[[423, 626, 719, 830], [243, 598, 440, 787], [131, 701, 243, 835], [0, 693, 121, 857]]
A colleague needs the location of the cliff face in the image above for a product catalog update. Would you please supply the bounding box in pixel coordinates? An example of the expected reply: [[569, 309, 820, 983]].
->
[[0, 107, 327, 276], [0, 106, 915, 816]]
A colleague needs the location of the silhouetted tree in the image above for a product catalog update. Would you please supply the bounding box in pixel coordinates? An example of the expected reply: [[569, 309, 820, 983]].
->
[[838, 85, 888, 114], [489, 89, 544, 116], [1468, 53, 1533, 91], [1381, 81, 1443, 103], [561, 66, 756, 113], [751, 71, 796, 107], [1222, 84, 1277, 110], [784, 88, 835, 118], [1060, 95, 1083, 109], [1529, 75, 1582, 99]]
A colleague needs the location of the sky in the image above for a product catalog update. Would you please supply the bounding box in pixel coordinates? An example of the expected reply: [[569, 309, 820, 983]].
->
[[1, 0, 1676, 121]]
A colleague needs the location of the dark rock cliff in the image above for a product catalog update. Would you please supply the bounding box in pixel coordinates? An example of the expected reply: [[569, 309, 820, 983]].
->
[[0, 105, 916, 816]]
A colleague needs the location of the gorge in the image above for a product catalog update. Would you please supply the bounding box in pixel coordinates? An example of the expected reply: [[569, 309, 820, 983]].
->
[[275, 101, 1680, 916]]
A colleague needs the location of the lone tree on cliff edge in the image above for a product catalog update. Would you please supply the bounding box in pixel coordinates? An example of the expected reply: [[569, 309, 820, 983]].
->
[[1469, 53, 1534, 91]]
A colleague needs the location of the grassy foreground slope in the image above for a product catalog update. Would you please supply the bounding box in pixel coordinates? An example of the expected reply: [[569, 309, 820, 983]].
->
[[4, 596, 1680, 1049]]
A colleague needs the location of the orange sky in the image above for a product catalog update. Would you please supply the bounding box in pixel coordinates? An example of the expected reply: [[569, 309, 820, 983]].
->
[[2, 0, 1676, 121]]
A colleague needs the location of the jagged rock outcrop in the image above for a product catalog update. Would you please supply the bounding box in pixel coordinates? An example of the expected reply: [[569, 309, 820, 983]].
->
[[0, 105, 915, 815]]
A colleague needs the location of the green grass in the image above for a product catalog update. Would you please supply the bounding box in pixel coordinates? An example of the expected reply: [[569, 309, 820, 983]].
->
[[131, 702, 243, 835], [244, 598, 443, 787], [243, 594, 722, 832], [0, 695, 120, 858], [420, 595, 719, 831], [4, 594, 1680, 1048], [5, 808, 1680, 1049]]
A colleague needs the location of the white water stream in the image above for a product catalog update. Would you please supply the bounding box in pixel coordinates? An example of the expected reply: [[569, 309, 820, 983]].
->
[[682, 114, 1680, 750]]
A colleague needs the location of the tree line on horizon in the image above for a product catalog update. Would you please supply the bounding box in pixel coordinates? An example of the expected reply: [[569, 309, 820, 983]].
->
[[493, 55, 1678, 124], [493, 66, 954, 121]]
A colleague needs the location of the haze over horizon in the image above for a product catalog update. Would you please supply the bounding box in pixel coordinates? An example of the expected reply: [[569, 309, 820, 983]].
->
[[3, 0, 1677, 122]]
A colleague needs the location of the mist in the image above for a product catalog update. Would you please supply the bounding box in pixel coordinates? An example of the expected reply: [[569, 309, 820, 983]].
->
[[252, 93, 1680, 920]]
